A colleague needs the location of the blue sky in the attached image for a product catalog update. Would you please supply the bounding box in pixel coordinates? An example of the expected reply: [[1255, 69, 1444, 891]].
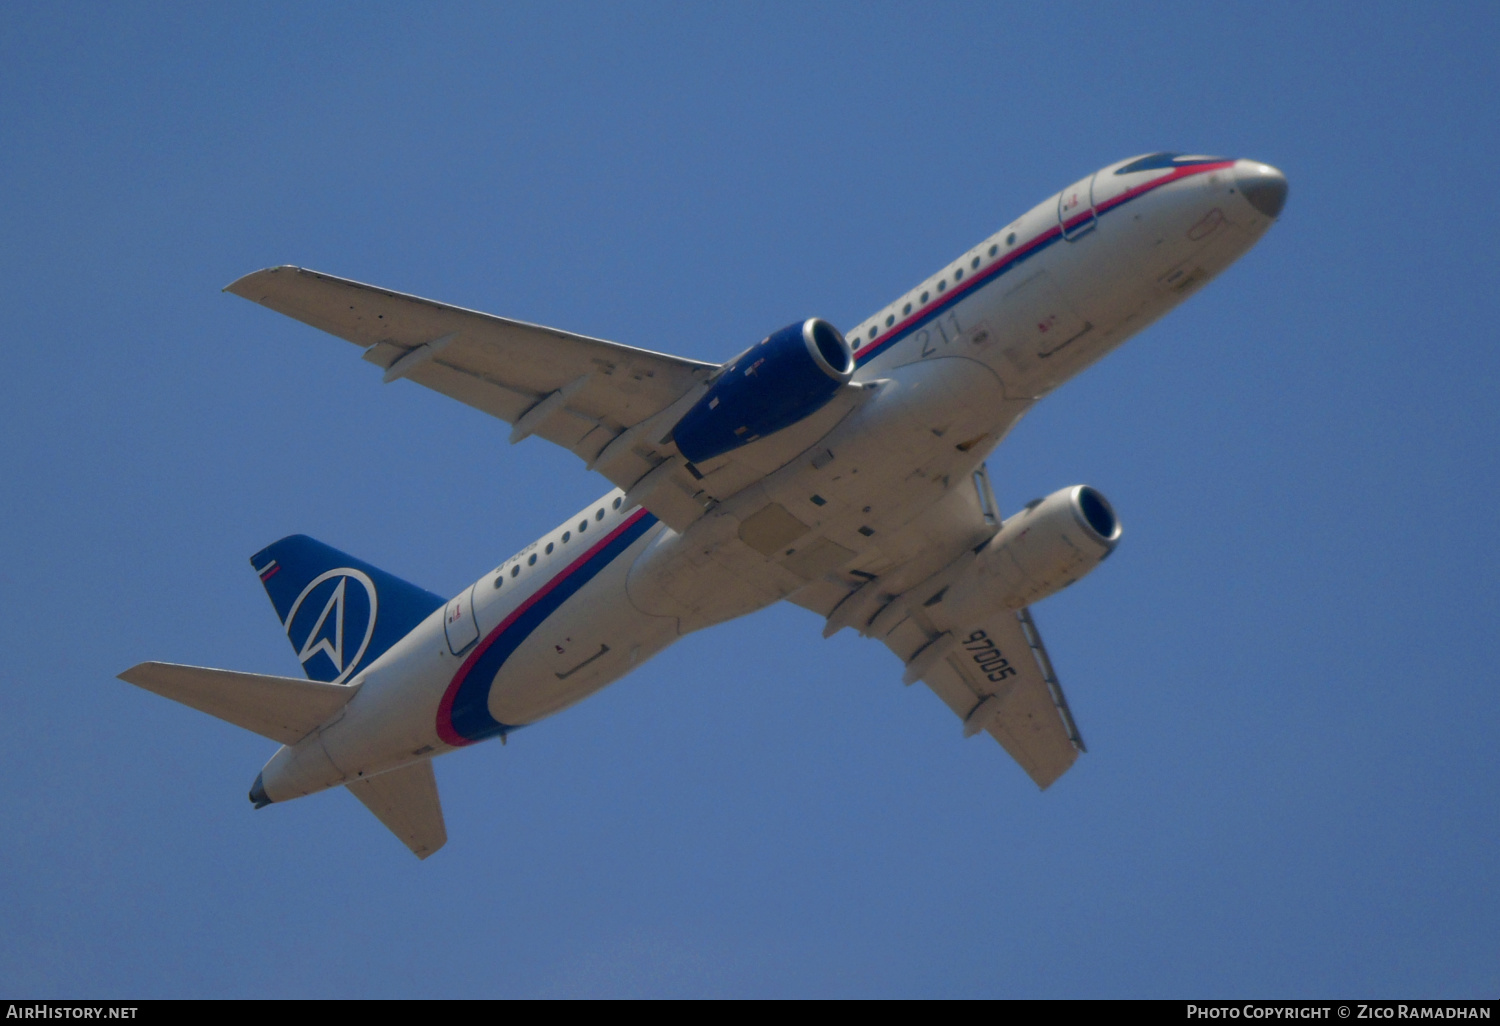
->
[[2, 1, 1496, 998]]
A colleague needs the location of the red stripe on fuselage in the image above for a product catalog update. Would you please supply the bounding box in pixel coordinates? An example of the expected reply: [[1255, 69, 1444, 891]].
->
[[434, 507, 653, 747], [1093, 160, 1235, 217], [850, 160, 1235, 364]]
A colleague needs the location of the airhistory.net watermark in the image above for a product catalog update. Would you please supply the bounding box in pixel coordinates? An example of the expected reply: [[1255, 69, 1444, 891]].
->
[[5, 1007, 137, 1019]]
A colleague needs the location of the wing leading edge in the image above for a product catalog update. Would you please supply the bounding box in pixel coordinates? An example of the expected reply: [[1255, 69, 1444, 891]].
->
[[226, 266, 720, 530]]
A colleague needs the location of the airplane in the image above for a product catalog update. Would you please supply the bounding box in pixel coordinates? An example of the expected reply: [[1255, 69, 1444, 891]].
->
[[119, 152, 1287, 858]]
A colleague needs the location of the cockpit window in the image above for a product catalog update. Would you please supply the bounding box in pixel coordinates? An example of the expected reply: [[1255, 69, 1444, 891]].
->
[[1114, 152, 1225, 175]]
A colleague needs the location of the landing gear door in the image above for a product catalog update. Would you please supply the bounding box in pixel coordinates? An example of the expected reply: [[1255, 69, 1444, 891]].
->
[[1057, 173, 1097, 240], [444, 585, 480, 655]]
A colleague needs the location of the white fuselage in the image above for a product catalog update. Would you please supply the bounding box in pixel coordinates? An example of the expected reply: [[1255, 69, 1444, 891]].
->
[[259, 154, 1281, 802]]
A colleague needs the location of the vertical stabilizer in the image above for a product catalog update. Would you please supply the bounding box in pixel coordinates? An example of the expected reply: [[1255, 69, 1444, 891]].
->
[[250, 535, 444, 684]]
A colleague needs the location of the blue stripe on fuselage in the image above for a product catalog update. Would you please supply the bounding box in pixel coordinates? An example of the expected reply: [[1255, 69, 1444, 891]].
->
[[441, 509, 659, 744], [851, 161, 1229, 367], [851, 225, 1062, 367]]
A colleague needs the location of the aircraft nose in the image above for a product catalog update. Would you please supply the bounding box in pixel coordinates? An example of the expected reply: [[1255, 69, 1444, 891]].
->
[[1235, 160, 1288, 219]]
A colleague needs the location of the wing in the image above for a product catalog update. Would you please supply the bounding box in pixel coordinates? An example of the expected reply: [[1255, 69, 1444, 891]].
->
[[790, 466, 1085, 789], [226, 266, 721, 530], [899, 606, 1084, 789]]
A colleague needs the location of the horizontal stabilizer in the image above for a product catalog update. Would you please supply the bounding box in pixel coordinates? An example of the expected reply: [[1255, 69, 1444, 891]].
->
[[117, 661, 358, 745], [347, 759, 447, 859]]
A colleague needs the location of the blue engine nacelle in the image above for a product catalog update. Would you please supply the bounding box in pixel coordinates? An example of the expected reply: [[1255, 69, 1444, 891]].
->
[[672, 318, 855, 464]]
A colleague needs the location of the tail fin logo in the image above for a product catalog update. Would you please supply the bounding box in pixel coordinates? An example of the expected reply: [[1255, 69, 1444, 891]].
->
[[283, 569, 379, 684]]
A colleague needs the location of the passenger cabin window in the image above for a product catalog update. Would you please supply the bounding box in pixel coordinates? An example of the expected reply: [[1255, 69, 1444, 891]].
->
[[510, 565, 520, 577], [493, 576, 503, 589], [937, 280, 946, 292], [920, 291, 929, 303], [971, 256, 980, 269], [612, 497, 622, 509], [595, 509, 604, 521], [954, 268, 963, 282], [578, 520, 588, 532], [1006, 232, 1016, 246], [903, 303, 911, 315], [546, 542, 554, 554], [988, 244, 998, 257], [867, 327, 876, 340], [562, 531, 570, 543], [885, 315, 894, 327], [528, 554, 537, 566]]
